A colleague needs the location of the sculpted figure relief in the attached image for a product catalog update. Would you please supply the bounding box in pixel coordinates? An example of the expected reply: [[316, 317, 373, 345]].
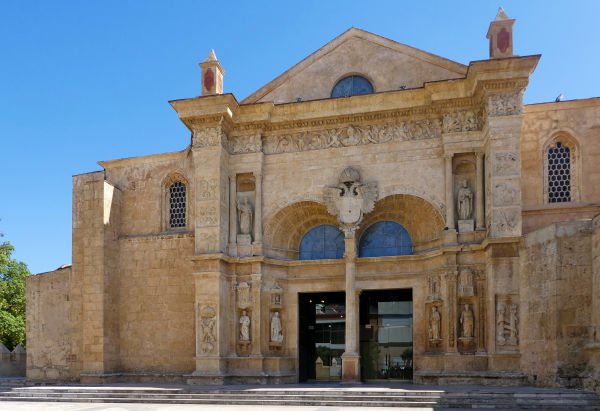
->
[[457, 180, 473, 220], [458, 268, 476, 297], [429, 306, 441, 340], [237, 197, 253, 235], [496, 302, 519, 346], [270, 312, 283, 343], [459, 303, 474, 338], [239, 310, 250, 342], [199, 305, 217, 353]]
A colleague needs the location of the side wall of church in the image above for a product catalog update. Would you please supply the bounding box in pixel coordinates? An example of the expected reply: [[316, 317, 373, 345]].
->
[[521, 99, 600, 233], [26, 267, 81, 380], [520, 219, 596, 390], [118, 234, 196, 374]]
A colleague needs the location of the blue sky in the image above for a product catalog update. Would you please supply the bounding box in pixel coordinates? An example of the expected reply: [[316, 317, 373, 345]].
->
[[1, 1, 599, 274]]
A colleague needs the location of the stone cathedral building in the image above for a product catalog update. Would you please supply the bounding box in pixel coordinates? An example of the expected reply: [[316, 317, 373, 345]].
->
[[27, 10, 600, 392]]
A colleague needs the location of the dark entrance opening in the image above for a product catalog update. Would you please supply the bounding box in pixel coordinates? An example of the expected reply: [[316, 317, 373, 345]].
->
[[359, 289, 413, 380], [298, 291, 345, 382]]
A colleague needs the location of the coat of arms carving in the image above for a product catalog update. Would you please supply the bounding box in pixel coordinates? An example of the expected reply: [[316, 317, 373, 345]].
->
[[323, 167, 378, 233]]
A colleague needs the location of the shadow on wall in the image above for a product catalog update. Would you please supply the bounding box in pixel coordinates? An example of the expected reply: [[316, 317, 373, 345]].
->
[[0, 344, 25, 377]]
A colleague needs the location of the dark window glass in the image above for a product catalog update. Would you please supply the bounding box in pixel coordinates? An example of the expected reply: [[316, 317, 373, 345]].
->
[[169, 181, 186, 228], [331, 75, 373, 98], [547, 142, 571, 203], [299, 224, 345, 260], [359, 221, 412, 257]]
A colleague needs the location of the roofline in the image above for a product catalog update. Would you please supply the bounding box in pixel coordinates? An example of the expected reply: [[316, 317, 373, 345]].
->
[[241, 27, 468, 104], [524, 96, 600, 112]]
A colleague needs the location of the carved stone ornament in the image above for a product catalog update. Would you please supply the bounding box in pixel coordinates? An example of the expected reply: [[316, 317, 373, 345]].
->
[[496, 302, 519, 346], [442, 110, 480, 133], [262, 119, 441, 155], [487, 92, 522, 117], [323, 167, 378, 233], [458, 268, 476, 297], [199, 305, 217, 354], [270, 282, 283, 306], [192, 125, 228, 149], [459, 303, 474, 339], [457, 180, 474, 221], [237, 198, 253, 236], [237, 282, 251, 309], [229, 134, 262, 154], [427, 275, 442, 302]]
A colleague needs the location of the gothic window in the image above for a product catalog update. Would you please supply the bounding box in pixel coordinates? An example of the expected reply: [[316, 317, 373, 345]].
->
[[299, 224, 345, 260], [359, 221, 412, 257], [544, 136, 579, 204], [169, 181, 187, 228], [547, 142, 571, 203], [331, 75, 373, 98]]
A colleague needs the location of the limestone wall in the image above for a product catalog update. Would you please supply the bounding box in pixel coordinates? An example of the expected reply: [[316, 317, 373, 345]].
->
[[26, 266, 81, 380], [520, 219, 596, 390], [118, 234, 196, 374], [521, 98, 600, 233]]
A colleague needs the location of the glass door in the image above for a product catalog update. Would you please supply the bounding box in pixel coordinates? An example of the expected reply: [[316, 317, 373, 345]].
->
[[359, 289, 413, 380], [298, 292, 345, 381]]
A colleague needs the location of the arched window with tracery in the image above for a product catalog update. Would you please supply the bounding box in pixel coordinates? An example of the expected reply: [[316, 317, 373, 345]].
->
[[299, 224, 345, 260], [359, 221, 412, 257], [169, 181, 186, 228], [162, 171, 189, 231], [543, 135, 579, 204]]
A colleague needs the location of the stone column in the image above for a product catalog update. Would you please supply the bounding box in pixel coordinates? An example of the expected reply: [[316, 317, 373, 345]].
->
[[229, 174, 237, 248], [253, 173, 263, 244], [475, 152, 485, 230], [445, 154, 455, 230], [341, 232, 360, 382]]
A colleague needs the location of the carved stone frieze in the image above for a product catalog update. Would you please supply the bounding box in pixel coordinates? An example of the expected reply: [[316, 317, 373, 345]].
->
[[262, 119, 442, 155], [492, 208, 520, 236], [199, 305, 217, 354], [442, 110, 480, 133], [487, 92, 523, 117], [197, 179, 218, 200], [492, 180, 519, 206], [229, 134, 262, 154], [496, 296, 519, 350], [197, 205, 218, 226], [492, 151, 520, 176], [192, 126, 228, 149]]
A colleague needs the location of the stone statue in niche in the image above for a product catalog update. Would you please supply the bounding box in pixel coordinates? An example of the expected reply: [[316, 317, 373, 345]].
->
[[236, 282, 251, 309], [239, 310, 250, 342], [270, 311, 283, 343], [457, 180, 473, 220], [458, 268, 476, 297], [496, 302, 519, 346], [199, 305, 217, 353], [459, 303, 474, 338], [429, 305, 441, 341], [323, 167, 378, 234], [237, 197, 253, 236]]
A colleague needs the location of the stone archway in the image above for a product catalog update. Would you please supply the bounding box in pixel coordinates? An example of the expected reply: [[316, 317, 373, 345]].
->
[[357, 194, 445, 252], [263, 201, 337, 259]]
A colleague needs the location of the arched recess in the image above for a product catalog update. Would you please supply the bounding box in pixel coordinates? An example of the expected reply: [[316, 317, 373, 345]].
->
[[542, 132, 580, 203], [356, 194, 445, 252], [263, 201, 337, 259]]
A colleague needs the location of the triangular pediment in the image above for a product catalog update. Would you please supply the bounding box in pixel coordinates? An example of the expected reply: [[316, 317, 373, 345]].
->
[[242, 27, 467, 105]]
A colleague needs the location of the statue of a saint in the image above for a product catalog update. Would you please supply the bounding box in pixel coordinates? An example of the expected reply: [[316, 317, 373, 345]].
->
[[457, 180, 473, 220], [237, 197, 253, 235], [459, 303, 474, 338], [496, 303, 506, 345], [239, 310, 250, 341], [429, 306, 441, 340], [270, 312, 283, 343]]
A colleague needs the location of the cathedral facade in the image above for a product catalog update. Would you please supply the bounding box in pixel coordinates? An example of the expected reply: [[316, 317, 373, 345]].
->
[[27, 10, 600, 392]]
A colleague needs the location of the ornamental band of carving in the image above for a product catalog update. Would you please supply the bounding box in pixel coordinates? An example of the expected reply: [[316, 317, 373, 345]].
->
[[487, 92, 522, 117]]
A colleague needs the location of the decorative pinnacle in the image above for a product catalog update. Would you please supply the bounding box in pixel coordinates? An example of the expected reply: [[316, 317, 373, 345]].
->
[[205, 49, 218, 62], [495, 7, 510, 21]]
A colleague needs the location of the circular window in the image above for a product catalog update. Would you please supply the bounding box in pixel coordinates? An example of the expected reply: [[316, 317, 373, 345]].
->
[[331, 75, 373, 98]]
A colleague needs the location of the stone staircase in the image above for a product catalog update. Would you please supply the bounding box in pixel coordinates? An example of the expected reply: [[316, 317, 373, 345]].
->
[[0, 384, 598, 409]]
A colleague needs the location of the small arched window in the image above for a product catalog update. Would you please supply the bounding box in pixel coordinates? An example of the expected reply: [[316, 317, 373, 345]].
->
[[299, 224, 345, 260], [543, 135, 579, 204], [359, 221, 412, 257], [331, 75, 373, 98], [169, 181, 187, 228]]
